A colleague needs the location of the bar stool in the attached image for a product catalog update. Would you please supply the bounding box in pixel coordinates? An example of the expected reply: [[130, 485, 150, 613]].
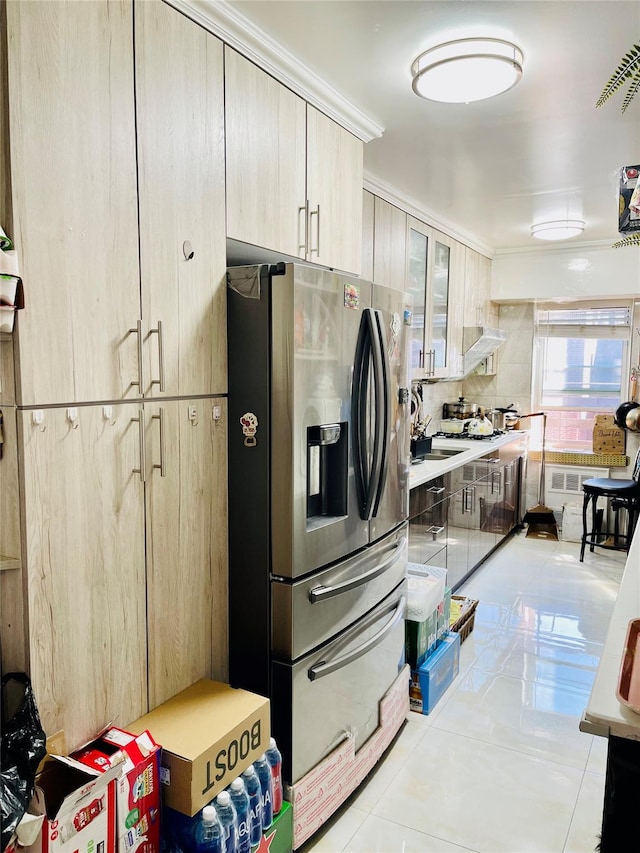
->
[[580, 449, 640, 561]]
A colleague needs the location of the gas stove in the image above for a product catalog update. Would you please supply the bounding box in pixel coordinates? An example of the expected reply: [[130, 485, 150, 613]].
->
[[432, 429, 508, 441]]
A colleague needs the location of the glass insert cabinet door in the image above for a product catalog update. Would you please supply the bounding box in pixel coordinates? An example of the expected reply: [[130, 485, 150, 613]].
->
[[431, 239, 450, 371], [407, 219, 452, 379]]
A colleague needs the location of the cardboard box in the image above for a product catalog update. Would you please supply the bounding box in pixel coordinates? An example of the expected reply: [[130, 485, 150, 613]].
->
[[412, 632, 460, 715], [72, 727, 161, 853], [593, 414, 625, 453], [618, 165, 640, 235], [261, 800, 292, 853], [27, 754, 121, 852], [126, 679, 270, 816]]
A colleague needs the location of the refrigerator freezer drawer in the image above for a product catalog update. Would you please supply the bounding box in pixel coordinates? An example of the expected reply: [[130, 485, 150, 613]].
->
[[272, 524, 407, 660], [271, 581, 407, 785]]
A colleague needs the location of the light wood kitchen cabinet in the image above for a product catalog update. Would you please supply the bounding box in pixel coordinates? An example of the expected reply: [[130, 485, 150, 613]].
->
[[19, 403, 147, 748], [362, 190, 375, 281], [373, 197, 407, 290], [135, 0, 227, 398], [224, 47, 307, 261], [145, 397, 228, 707], [5, 0, 140, 406], [225, 48, 363, 274]]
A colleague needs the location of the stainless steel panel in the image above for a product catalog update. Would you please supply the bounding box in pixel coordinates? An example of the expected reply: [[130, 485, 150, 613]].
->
[[273, 582, 407, 784], [271, 524, 407, 659], [271, 265, 371, 578], [370, 283, 411, 543]]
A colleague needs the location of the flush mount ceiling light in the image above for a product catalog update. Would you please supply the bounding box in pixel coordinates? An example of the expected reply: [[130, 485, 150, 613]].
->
[[411, 37, 523, 103], [530, 220, 586, 241]]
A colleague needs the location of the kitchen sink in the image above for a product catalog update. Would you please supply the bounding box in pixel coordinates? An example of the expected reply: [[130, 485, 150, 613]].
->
[[418, 448, 466, 460]]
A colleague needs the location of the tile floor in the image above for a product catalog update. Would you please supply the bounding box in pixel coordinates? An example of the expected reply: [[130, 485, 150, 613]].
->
[[304, 530, 627, 853]]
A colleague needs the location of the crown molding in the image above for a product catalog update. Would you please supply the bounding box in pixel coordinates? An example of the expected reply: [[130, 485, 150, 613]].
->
[[493, 239, 618, 257], [364, 171, 495, 258], [167, 0, 384, 142]]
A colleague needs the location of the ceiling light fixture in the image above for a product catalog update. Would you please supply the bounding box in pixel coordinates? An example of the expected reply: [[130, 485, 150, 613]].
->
[[530, 220, 586, 241], [411, 38, 523, 103]]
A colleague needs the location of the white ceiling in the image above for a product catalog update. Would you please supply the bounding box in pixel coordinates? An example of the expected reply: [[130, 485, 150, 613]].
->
[[228, 0, 640, 254]]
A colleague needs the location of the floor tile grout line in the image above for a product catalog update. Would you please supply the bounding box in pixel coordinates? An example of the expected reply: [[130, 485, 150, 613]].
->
[[347, 812, 482, 853]]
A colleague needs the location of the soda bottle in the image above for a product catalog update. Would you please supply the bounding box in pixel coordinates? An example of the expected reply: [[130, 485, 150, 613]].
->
[[253, 754, 273, 829], [215, 790, 238, 853], [228, 777, 251, 853], [195, 805, 225, 853], [265, 737, 283, 815], [241, 765, 263, 847]]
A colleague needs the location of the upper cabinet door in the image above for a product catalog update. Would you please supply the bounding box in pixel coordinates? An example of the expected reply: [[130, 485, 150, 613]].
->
[[373, 197, 407, 290], [7, 1, 140, 406], [225, 48, 307, 259], [135, 2, 227, 398], [306, 105, 363, 275]]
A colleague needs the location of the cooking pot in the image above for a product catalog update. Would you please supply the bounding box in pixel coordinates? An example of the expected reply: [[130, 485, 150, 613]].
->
[[443, 397, 479, 420], [491, 405, 520, 431], [440, 417, 471, 435], [615, 401, 640, 430]]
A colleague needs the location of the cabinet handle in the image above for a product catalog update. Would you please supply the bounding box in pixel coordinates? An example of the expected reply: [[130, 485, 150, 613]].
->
[[462, 486, 475, 514], [505, 463, 513, 487], [309, 204, 320, 256], [428, 485, 445, 494], [427, 349, 435, 376], [427, 524, 445, 540], [149, 320, 166, 392], [152, 407, 166, 477], [298, 203, 308, 256], [131, 409, 146, 483], [128, 319, 143, 393], [418, 348, 424, 369]]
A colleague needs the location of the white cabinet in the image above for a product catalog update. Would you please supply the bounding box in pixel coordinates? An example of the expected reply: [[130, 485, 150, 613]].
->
[[225, 48, 363, 274], [463, 247, 493, 328], [407, 219, 464, 379], [361, 190, 375, 281]]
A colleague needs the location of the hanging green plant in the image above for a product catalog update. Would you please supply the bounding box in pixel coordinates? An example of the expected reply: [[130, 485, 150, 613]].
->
[[597, 43, 640, 113], [612, 232, 640, 248]]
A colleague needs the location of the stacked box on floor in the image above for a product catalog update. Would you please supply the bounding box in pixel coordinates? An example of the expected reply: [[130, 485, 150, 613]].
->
[[410, 632, 460, 715], [405, 564, 447, 669]]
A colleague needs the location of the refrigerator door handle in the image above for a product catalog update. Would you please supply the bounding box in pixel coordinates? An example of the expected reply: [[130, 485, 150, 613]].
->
[[352, 309, 375, 519], [308, 536, 407, 603], [370, 310, 390, 516], [307, 595, 406, 681]]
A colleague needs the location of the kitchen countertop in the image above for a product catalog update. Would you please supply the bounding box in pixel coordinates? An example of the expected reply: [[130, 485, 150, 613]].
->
[[581, 526, 640, 740], [409, 430, 528, 490]]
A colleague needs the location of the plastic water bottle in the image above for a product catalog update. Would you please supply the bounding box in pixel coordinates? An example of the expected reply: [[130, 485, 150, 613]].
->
[[228, 777, 251, 853], [195, 805, 225, 853], [215, 790, 238, 853], [253, 754, 273, 829], [265, 737, 283, 816], [241, 765, 263, 847]]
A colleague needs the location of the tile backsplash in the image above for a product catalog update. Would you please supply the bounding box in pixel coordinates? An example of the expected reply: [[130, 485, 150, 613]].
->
[[417, 302, 535, 431]]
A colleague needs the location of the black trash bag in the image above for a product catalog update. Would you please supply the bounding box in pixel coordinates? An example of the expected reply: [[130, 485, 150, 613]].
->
[[1, 673, 47, 852]]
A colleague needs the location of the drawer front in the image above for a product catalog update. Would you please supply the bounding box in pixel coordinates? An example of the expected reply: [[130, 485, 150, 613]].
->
[[409, 476, 447, 518], [273, 582, 407, 784]]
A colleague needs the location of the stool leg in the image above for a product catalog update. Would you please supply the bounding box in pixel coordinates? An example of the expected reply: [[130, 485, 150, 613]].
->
[[590, 493, 598, 553], [580, 492, 590, 562]]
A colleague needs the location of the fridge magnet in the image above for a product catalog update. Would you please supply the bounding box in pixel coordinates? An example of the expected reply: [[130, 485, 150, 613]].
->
[[343, 283, 359, 309], [240, 412, 258, 447]]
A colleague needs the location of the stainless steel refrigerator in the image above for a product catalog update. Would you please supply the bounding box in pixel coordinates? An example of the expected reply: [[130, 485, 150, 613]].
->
[[227, 262, 411, 786]]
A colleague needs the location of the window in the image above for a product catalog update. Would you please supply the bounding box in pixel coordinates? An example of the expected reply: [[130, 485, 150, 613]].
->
[[532, 303, 631, 450]]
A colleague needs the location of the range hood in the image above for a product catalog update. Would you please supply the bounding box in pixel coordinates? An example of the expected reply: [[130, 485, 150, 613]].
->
[[461, 326, 507, 376]]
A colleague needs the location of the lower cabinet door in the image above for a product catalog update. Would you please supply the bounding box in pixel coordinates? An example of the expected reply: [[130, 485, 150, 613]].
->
[[271, 581, 406, 786], [145, 398, 228, 708], [21, 403, 147, 748]]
